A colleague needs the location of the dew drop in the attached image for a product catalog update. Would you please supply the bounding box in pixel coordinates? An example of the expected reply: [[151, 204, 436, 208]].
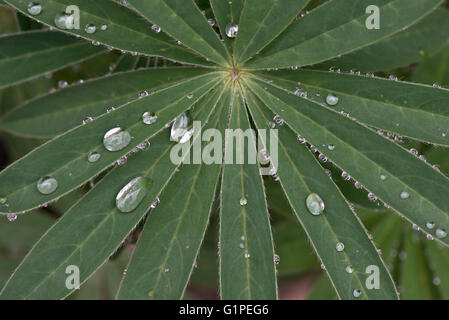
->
[[341, 171, 350, 181], [327, 144, 335, 151], [151, 24, 161, 33], [368, 192, 377, 202], [336, 242, 345, 252], [426, 221, 435, 229], [186, 93, 194, 99], [37, 176, 58, 195], [116, 176, 152, 213], [84, 24, 96, 34], [170, 112, 193, 144], [240, 198, 247, 206], [326, 94, 339, 106], [244, 252, 250, 259], [142, 112, 158, 125], [7, 214, 17, 222], [103, 127, 132, 152], [225, 24, 239, 38], [100, 24, 108, 31], [380, 174, 387, 181], [306, 193, 325, 216], [435, 228, 447, 239], [27, 2, 42, 15], [400, 191, 410, 199], [427, 234, 434, 241], [274, 254, 280, 265], [345, 265, 354, 274], [353, 289, 362, 298], [87, 152, 101, 163], [54, 12, 75, 29], [207, 18, 215, 27]]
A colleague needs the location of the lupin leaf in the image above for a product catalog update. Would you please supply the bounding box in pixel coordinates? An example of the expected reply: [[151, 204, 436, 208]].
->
[[246, 77, 449, 249], [0, 30, 105, 89], [219, 87, 277, 299], [255, 70, 449, 147], [209, 0, 243, 53], [0, 72, 223, 215], [243, 0, 442, 70], [0, 86, 224, 299], [0, 68, 212, 138], [4, 0, 213, 67], [116, 86, 229, 300], [244, 88, 398, 300], [126, 0, 230, 66]]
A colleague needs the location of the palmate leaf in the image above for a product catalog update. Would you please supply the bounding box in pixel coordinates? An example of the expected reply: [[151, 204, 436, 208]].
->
[[0, 68, 212, 138], [0, 72, 223, 215], [0, 86, 224, 299], [219, 87, 277, 299], [209, 0, 243, 52], [126, 0, 230, 66], [0, 30, 105, 89], [116, 85, 229, 300], [243, 0, 442, 70], [4, 0, 213, 67], [244, 88, 398, 299], [246, 77, 449, 248], [255, 70, 449, 147]]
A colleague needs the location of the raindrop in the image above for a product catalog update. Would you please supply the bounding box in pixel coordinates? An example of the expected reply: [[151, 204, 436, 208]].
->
[[435, 228, 447, 239], [27, 2, 42, 15], [341, 171, 350, 181], [87, 152, 101, 163], [368, 193, 377, 202], [37, 176, 58, 195], [116, 176, 152, 213], [100, 24, 108, 31], [327, 144, 335, 151], [207, 19, 215, 27], [326, 94, 339, 106], [85, 24, 96, 34], [83, 116, 93, 124], [354, 181, 363, 189], [103, 127, 132, 151], [142, 112, 158, 125], [186, 93, 194, 99], [164, 268, 169, 273], [400, 191, 410, 199], [139, 91, 149, 98], [244, 252, 250, 259], [336, 242, 345, 252], [426, 221, 435, 229], [427, 234, 434, 241], [274, 254, 280, 265], [225, 24, 239, 38], [150, 196, 160, 209], [306, 193, 325, 216], [273, 115, 284, 125], [170, 112, 193, 144], [353, 289, 362, 298], [152, 24, 161, 33], [58, 80, 68, 89], [54, 12, 75, 29], [345, 266, 354, 274], [380, 174, 387, 181], [116, 156, 128, 166], [240, 198, 247, 206], [7, 214, 17, 222], [106, 107, 115, 113]]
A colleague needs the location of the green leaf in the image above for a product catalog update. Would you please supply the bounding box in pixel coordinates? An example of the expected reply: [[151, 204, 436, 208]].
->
[[110, 55, 139, 74], [413, 45, 449, 86], [126, 0, 230, 66], [0, 30, 105, 89], [219, 87, 277, 299], [1, 68, 212, 138], [0, 87, 222, 299], [5, 0, 212, 67], [244, 0, 442, 70], [427, 242, 449, 299], [246, 77, 449, 249], [233, 0, 310, 65], [116, 86, 229, 300], [399, 229, 440, 299], [0, 72, 223, 215], [307, 274, 337, 300], [209, 0, 243, 53], [256, 70, 449, 147], [244, 88, 398, 299], [314, 8, 449, 72]]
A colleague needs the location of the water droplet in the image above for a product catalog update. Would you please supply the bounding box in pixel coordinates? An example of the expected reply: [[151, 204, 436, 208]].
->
[[400, 191, 410, 199], [170, 112, 193, 144], [427, 234, 434, 241], [336, 242, 345, 252], [139, 91, 149, 98], [274, 254, 280, 265], [116, 156, 128, 166], [100, 24, 108, 31], [7, 213, 17, 222], [306, 193, 325, 216], [368, 192, 377, 202], [37, 176, 58, 195], [85, 24, 96, 34], [142, 112, 158, 125], [151, 24, 161, 33], [433, 277, 441, 286], [0, 197, 6, 205], [345, 266, 354, 274], [327, 144, 335, 151], [353, 289, 362, 298], [380, 174, 387, 181], [27, 2, 42, 15], [54, 12, 75, 29], [225, 24, 239, 38], [326, 94, 339, 106], [207, 18, 215, 27], [354, 181, 363, 189], [436, 228, 447, 239], [87, 152, 101, 163], [341, 171, 350, 181], [240, 198, 247, 206], [150, 196, 160, 209], [244, 252, 250, 259], [273, 115, 284, 125], [106, 107, 115, 113], [103, 127, 132, 151], [186, 93, 194, 99], [164, 268, 169, 273], [426, 221, 435, 229], [116, 176, 152, 213]]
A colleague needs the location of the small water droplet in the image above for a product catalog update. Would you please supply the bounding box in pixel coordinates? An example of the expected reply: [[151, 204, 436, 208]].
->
[[400, 191, 410, 199], [103, 127, 132, 151], [274, 254, 280, 265], [435, 228, 447, 239], [368, 192, 377, 202], [116, 176, 152, 213], [426, 221, 435, 229], [142, 112, 158, 125], [273, 115, 284, 125], [27, 2, 42, 15], [7, 213, 17, 222], [327, 144, 335, 151], [225, 24, 239, 38], [116, 156, 128, 166], [37, 176, 58, 195], [336, 242, 345, 252], [186, 93, 194, 99], [326, 94, 339, 106], [353, 289, 362, 298], [380, 174, 387, 181], [87, 152, 101, 163], [240, 198, 247, 206], [345, 266, 354, 274], [207, 18, 215, 27], [427, 234, 434, 241], [306, 193, 325, 216], [164, 268, 169, 273], [100, 24, 108, 31], [152, 24, 161, 33], [244, 252, 250, 259], [341, 171, 350, 181], [85, 24, 96, 34]]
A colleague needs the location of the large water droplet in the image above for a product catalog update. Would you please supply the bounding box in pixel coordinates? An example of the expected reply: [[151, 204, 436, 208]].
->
[[116, 176, 152, 213], [225, 24, 239, 38], [27, 2, 42, 15], [436, 228, 447, 239], [87, 152, 101, 163], [37, 176, 58, 195], [142, 112, 157, 125], [326, 94, 339, 106], [306, 193, 324, 216], [85, 24, 96, 34], [103, 127, 132, 151], [54, 12, 75, 29], [170, 112, 193, 144]]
